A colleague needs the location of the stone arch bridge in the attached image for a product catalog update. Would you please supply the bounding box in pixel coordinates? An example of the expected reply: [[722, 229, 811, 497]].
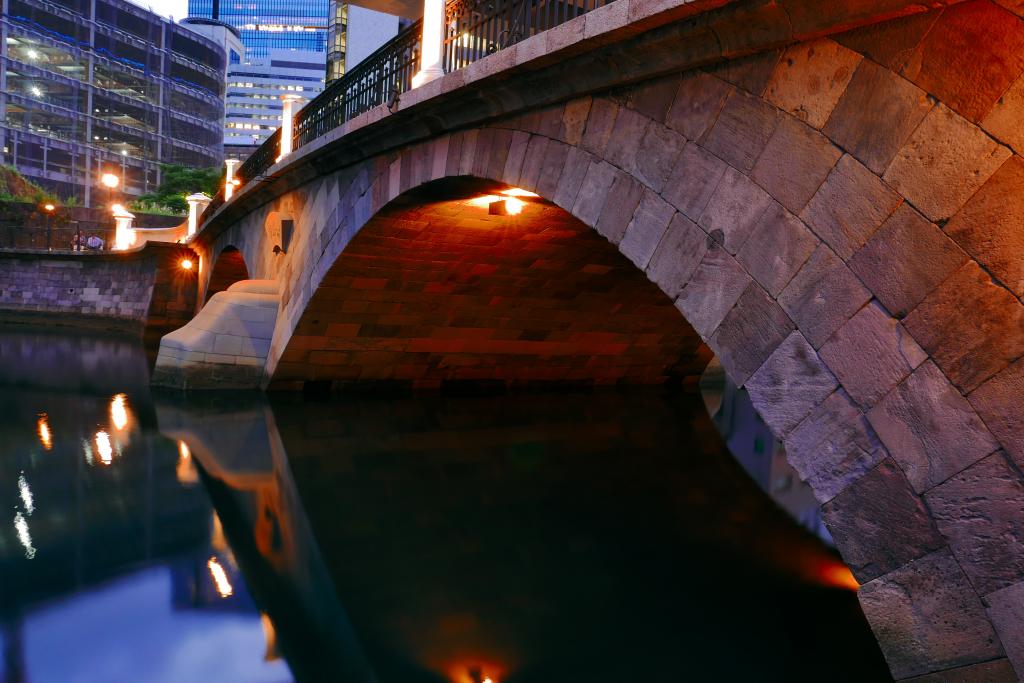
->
[[154, 0, 1024, 679]]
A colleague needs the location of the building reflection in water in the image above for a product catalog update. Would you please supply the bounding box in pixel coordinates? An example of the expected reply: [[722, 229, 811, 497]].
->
[[0, 328, 291, 683], [0, 326, 888, 683]]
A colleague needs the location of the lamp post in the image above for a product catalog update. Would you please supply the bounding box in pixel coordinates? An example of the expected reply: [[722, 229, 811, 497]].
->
[[42, 202, 55, 251], [100, 172, 119, 210]]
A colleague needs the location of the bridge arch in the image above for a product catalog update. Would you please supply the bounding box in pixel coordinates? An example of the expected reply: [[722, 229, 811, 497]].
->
[[192, 5, 1024, 678], [204, 245, 251, 304]]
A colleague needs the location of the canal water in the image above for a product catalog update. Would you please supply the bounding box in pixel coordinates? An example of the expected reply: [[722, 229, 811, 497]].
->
[[0, 326, 892, 682]]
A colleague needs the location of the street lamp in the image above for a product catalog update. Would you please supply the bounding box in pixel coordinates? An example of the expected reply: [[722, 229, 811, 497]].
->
[[100, 172, 119, 210], [42, 202, 55, 251]]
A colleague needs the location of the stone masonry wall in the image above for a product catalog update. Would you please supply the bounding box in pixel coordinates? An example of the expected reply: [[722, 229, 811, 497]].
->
[[0, 244, 198, 334], [196, 1, 1024, 679]]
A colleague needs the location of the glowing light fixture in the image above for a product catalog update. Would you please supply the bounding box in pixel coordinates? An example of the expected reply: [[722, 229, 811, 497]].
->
[[95, 430, 113, 465], [18, 474, 34, 515], [43, 203, 55, 212], [503, 197, 524, 215], [82, 438, 94, 466], [37, 415, 52, 450], [14, 512, 35, 559], [26, 49, 39, 59], [100, 173, 119, 189], [110, 393, 129, 430], [180, 258, 194, 271], [208, 557, 234, 597], [499, 188, 538, 198], [467, 194, 500, 207]]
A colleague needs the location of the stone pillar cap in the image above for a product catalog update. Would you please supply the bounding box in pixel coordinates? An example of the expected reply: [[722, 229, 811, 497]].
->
[[187, 193, 212, 202], [112, 207, 135, 219]]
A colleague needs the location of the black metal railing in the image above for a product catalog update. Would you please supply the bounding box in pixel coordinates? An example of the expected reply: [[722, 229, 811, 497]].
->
[[201, 0, 615, 223]]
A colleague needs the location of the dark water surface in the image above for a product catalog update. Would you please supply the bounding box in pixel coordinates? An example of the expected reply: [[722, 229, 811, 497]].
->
[[0, 327, 892, 682]]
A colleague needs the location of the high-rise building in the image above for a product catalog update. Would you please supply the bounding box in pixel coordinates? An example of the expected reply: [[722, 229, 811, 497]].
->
[[326, 4, 401, 84], [187, 0, 329, 59], [0, 0, 226, 205], [222, 49, 325, 159]]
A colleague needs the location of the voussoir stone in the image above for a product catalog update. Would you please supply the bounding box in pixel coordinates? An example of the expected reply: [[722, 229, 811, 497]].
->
[[645, 213, 708, 300], [986, 581, 1024, 679], [982, 72, 1024, 153], [662, 143, 728, 220], [778, 243, 872, 349], [882, 104, 1011, 221], [784, 388, 887, 503], [823, 58, 934, 175], [697, 165, 773, 254], [945, 154, 1024, 299], [745, 330, 837, 436], [902, 657, 1018, 682], [968, 358, 1024, 469], [735, 201, 818, 297], [819, 301, 927, 409], [619, 190, 674, 269], [709, 282, 794, 386], [751, 116, 842, 213], [594, 171, 645, 244], [675, 240, 751, 339], [822, 458, 945, 584], [858, 548, 1004, 680], [764, 38, 862, 129], [849, 203, 969, 318], [703, 88, 782, 172], [664, 71, 732, 142], [868, 360, 1000, 494], [633, 123, 686, 193], [800, 154, 903, 261], [926, 453, 1024, 597], [572, 159, 617, 227], [903, 261, 1024, 393]]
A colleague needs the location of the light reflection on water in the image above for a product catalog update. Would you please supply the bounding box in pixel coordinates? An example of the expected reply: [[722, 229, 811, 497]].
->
[[0, 326, 890, 682]]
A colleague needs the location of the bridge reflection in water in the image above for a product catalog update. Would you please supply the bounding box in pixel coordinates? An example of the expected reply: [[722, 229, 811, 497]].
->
[[0, 328, 890, 682]]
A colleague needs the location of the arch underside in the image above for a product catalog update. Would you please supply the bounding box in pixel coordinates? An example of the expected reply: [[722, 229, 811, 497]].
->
[[206, 2, 1024, 679], [271, 178, 710, 391], [205, 246, 250, 304]]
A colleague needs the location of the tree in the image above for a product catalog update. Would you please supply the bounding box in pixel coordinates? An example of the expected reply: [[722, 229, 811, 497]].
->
[[134, 164, 222, 213]]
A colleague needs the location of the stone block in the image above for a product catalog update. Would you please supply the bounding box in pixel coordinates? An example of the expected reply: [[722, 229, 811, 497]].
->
[[868, 361, 1000, 494], [800, 154, 903, 260], [645, 212, 707, 299], [675, 241, 751, 339], [945, 155, 1024, 299], [697, 166, 773, 254], [603, 107, 649, 174], [535, 140, 571, 199], [633, 123, 686, 193], [751, 116, 842, 213], [968, 358, 1024, 468], [822, 458, 945, 583], [779, 243, 872, 349], [986, 581, 1024, 679], [702, 89, 782, 172], [736, 201, 818, 296], [662, 143, 728, 220], [904, 659, 1019, 683], [926, 453, 1024, 596], [824, 59, 933, 175], [745, 330, 838, 436], [833, 9, 938, 73], [593, 171, 646, 244], [580, 98, 619, 157], [709, 282, 794, 385], [765, 39, 862, 129], [560, 97, 592, 146], [858, 548, 1004, 680], [900, 0, 1024, 123], [982, 72, 1024, 153], [849, 203, 968, 318], [819, 301, 926, 409], [704, 49, 781, 96], [626, 75, 679, 123], [518, 135, 550, 191], [619, 190, 674, 269], [665, 71, 732, 142], [903, 261, 1024, 393], [883, 104, 1011, 221], [553, 147, 593, 211], [784, 388, 887, 503], [572, 160, 618, 227]]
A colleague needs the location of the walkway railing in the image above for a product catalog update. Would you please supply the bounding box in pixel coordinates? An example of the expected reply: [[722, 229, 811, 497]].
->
[[205, 0, 614, 219]]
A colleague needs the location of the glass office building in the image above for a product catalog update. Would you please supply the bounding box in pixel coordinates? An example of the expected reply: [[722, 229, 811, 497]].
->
[[0, 0, 226, 205], [187, 0, 329, 59]]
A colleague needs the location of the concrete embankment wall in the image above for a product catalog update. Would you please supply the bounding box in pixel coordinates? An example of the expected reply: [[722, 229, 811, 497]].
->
[[0, 242, 198, 335]]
